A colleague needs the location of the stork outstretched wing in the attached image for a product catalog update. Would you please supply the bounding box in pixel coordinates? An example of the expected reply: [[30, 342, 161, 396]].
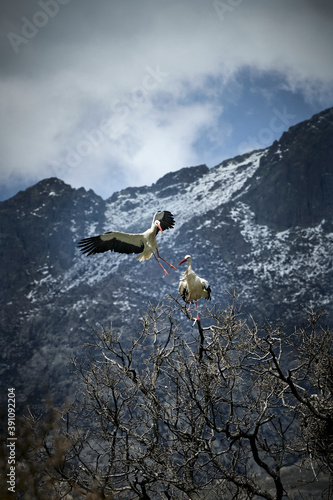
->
[[77, 231, 144, 256]]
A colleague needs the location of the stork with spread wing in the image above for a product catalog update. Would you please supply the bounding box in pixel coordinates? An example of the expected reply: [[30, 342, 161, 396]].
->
[[78, 210, 176, 275]]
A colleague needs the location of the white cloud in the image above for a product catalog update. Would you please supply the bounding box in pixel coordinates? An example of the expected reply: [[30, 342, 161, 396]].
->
[[53, 93, 223, 197], [0, 0, 332, 199]]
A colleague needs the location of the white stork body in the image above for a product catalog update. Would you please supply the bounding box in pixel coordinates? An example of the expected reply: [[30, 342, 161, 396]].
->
[[78, 211, 176, 275], [178, 255, 211, 320]]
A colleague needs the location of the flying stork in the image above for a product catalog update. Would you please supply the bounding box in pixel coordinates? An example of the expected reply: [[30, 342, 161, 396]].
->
[[77, 211, 176, 275], [178, 255, 211, 320]]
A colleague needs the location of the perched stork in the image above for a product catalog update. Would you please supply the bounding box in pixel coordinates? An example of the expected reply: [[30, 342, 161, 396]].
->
[[178, 255, 211, 320], [78, 211, 176, 275]]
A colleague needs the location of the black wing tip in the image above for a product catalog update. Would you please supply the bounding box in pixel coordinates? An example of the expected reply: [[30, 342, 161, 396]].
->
[[77, 237, 92, 245], [157, 210, 175, 231], [77, 236, 100, 255], [206, 285, 212, 300]]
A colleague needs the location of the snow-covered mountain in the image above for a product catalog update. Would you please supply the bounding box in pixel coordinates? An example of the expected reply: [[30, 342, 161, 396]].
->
[[1, 107, 333, 409]]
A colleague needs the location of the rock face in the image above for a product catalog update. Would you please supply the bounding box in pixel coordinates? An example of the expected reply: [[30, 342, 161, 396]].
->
[[1, 107, 333, 409], [243, 107, 333, 229]]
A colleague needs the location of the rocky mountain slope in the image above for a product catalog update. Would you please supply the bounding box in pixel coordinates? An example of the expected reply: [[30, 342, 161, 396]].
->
[[1, 106, 333, 410]]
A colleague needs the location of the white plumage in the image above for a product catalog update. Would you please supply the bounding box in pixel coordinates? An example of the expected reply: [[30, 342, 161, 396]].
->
[[178, 255, 211, 320], [78, 211, 176, 275]]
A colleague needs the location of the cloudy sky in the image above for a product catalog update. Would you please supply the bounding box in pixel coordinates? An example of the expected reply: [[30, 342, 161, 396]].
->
[[1, 0, 333, 201]]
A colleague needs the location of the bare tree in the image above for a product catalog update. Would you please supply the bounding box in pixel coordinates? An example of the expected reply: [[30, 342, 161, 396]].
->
[[13, 295, 333, 499]]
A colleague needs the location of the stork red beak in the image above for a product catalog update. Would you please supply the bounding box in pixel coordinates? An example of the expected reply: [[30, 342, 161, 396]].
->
[[178, 258, 187, 266], [157, 223, 164, 234]]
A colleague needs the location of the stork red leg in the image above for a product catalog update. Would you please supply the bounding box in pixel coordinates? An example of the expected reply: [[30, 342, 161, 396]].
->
[[195, 300, 200, 321], [156, 249, 176, 270], [153, 252, 169, 275]]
